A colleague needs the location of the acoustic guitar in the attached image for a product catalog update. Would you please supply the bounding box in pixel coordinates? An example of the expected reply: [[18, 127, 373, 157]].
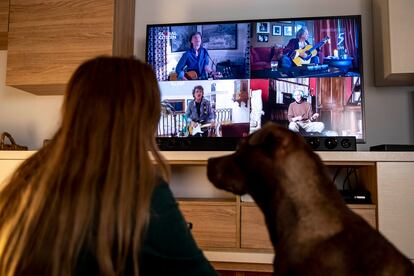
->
[[169, 70, 223, 81], [290, 36, 330, 66], [169, 70, 198, 81]]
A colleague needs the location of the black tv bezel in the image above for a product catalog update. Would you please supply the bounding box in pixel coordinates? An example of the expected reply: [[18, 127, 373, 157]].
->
[[145, 15, 365, 150]]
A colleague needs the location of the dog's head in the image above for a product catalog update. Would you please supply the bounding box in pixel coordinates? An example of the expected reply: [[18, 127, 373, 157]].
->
[[207, 122, 314, 199]]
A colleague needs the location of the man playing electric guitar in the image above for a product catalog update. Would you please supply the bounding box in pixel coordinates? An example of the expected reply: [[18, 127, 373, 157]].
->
[[279, 27, 328, 68], [185, 85, 216, 137]]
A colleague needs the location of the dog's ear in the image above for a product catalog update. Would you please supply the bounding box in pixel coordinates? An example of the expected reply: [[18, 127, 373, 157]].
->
[[248, 123, 291, 157]]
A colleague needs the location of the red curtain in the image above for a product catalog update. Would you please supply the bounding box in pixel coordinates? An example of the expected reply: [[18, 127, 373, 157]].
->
[[314, 19, 358, 66], [314, 19, 338, 63], [309, 78, 317, 96], [342, 18, 358, 67], [250, 79, 270, 102]]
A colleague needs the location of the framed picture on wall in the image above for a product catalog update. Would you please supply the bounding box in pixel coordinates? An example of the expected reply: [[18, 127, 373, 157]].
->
[[283, 25, 293, 36], [256, 22, 270, 33], [170, 25, 197, 52], [257, 34, 269, 42], [163, 99, 185, 112], [294, 21, 306, 33], [272, 25, 282, 36], [202, 24, 237, 50]]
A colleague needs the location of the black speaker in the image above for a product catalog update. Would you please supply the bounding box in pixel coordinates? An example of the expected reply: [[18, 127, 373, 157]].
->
[[156, 137, 239, 151], [370, 144, 414, 151], [304, 136, 356, 151]]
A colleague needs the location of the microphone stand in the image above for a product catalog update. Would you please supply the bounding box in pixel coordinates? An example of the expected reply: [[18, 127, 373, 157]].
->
[[205, 51, 217, 78]]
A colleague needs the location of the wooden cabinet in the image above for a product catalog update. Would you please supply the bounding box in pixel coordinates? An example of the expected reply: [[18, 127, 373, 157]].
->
[[166, 151, 414, 270], [373, 0, 414, 86], [0, 151, 33, 191], [0, 159, 23, 190], [1, 150, 414, 271], [241, 205, 273, 250], [240, 203, 376, 252], [377, 162, 414, 259], [6, 0, 135, 95], [0, 0, 9, 49], [179, 200, 239, 249]]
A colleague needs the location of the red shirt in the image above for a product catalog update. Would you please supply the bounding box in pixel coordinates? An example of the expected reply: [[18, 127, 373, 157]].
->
[[288, 101, 313, 122]]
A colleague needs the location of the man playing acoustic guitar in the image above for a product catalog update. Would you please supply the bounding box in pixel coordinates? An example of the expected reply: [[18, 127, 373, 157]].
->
[[174, 32, 222, 80], [279, 27, 328, 68], [174, 32, 211, 80]]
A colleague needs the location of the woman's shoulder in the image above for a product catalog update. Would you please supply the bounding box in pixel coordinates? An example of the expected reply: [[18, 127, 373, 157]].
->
[[150, 178, 177, 212]]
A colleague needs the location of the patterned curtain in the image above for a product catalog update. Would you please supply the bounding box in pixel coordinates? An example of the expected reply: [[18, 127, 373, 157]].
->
[[147, 27, 168, 81], [244, 23, 251, 78]]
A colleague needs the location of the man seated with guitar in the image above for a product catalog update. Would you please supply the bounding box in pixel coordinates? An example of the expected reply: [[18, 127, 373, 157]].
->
[[279, 27, 329, 68], [174, 32, 221, 80], [185, 85, 216, 137]]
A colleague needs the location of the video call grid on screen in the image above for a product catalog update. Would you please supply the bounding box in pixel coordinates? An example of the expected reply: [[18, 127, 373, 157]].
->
[[146, 16, 365, 142]]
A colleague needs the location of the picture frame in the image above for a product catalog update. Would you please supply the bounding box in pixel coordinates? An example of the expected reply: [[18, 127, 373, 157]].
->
[[294, 21, 307, 35], [256, 22, 270, 34], [283, 25, 293, 36], [202, 24, 237, 50], [257, 34, 269, 43], [272, 25, 282, 36], [164, 99, 185, 112], [170, 25, 197, 52]]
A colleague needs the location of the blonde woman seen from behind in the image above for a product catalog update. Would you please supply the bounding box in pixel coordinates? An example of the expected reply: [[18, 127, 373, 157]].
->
[[0, 57, 217, 276]]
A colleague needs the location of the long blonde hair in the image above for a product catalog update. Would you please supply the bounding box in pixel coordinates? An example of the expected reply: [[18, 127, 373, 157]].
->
[[0, 56, 169, 276]]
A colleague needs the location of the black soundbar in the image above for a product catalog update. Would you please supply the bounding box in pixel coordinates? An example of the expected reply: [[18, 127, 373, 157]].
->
[[156, 137, 239, 151], [304, 136, 357, 151], [157, 136, 357, 151]]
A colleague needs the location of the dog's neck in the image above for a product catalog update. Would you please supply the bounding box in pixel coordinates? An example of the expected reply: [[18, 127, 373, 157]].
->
[[253, 155, 347, 253]]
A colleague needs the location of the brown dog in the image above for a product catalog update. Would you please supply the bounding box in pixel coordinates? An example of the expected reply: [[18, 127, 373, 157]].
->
[[207, 123, 414, 275]]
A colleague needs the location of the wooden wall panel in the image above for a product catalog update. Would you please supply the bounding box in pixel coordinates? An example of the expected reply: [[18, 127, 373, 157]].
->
[[6, 0, 135, 95], [0, 0, 9, 49]]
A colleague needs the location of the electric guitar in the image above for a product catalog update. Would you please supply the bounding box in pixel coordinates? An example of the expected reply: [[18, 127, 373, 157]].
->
[[188, 122, 212, 136], [290, 36, 330, 66]]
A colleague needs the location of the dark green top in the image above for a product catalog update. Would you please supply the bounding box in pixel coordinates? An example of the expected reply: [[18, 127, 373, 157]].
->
[[76, 180, 218, 276]]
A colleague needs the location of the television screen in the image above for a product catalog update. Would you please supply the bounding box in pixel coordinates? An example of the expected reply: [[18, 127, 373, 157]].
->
[[146, 15, 364, 150]]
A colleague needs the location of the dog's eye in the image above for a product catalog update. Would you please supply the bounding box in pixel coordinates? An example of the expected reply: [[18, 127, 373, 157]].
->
[[236, 137, 249, 151], [233, 152, 247, 168]]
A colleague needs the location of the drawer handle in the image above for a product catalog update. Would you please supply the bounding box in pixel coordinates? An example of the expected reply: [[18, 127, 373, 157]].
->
[[187, 222, 193, 230]]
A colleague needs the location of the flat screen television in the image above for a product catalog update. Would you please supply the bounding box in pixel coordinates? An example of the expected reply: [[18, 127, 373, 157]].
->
[[146, 15, 364, 150]]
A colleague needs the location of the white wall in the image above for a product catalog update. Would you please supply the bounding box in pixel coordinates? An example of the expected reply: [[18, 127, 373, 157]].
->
[[0, 0, 412, 150]]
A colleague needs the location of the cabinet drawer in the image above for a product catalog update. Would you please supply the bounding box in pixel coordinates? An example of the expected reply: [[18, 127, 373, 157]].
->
[[349, 204, 377, 229], [241, 204, 377, 250], [179, 201, 238, 249], [241, 205, 272, 250]]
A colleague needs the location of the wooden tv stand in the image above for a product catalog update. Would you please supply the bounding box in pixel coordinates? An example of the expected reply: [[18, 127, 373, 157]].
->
[[162, 151, 414, 273], [1, 151, 414, 273]]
